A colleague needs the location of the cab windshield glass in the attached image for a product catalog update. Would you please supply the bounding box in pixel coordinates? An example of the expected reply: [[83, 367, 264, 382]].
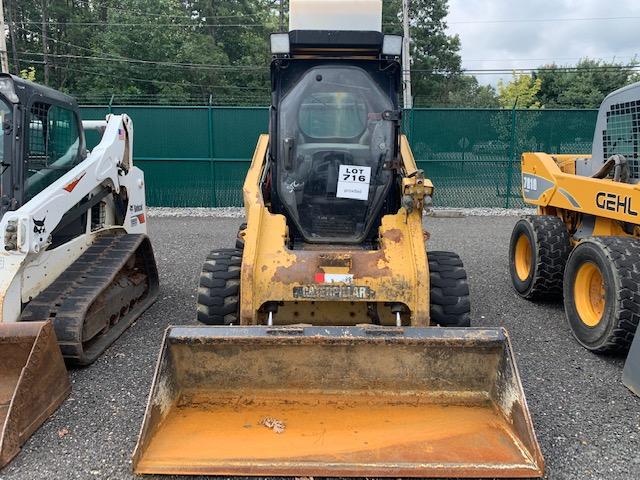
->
[[277, 66, 395, 243]]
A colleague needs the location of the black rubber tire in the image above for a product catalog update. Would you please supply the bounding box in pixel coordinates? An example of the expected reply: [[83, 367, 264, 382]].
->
[[197, 249, 242, 325], [509, 215, 570, 300], [429, 251, 471, 327], [236, 222, 247, 250], [563, 237, 640, 353]]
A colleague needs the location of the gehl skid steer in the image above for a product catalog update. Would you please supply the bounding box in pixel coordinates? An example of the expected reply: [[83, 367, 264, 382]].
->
[[0, 74, 158, 468], [134, 1, 543, 477], [509, 81, 640, 396]]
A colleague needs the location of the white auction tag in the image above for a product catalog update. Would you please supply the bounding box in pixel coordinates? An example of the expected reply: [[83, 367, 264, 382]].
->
[[336, 165, 371, 201]]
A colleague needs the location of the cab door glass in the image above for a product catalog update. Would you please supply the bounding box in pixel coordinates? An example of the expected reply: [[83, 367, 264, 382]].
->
[[0, 100, 11, 173], [25, 103, 81, 201]]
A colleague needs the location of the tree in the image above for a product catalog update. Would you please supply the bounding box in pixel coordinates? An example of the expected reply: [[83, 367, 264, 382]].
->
[[383, 0, 464, 106], [446, 76, 499, 108], [533, 59, 639, 108], [497, 74, 542, 109], [6, 0, 475, 106]]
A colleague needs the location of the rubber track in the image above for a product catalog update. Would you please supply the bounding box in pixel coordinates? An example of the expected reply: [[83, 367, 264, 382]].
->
[[20, 233, 159, 365], [523, 215, 570, 299], [584, 237, 640, 352]]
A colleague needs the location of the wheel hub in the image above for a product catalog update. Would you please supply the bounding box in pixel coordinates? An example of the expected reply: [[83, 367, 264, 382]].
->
[[514, 234, 532, 281], [574, 262, 605, 327]]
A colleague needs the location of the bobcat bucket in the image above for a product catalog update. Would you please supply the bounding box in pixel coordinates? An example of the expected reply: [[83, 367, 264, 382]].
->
[[0, 321, 70, 469], [133, 326, 544, 478]]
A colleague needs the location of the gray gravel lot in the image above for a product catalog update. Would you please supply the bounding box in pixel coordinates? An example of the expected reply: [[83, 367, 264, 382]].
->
[[2, 216, 639, 480]]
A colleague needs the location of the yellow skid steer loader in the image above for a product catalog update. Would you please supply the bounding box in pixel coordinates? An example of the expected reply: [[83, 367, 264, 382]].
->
[[0, 75, 159, 468], [134, 1, 543, 477], [508, 81, 640, 396]]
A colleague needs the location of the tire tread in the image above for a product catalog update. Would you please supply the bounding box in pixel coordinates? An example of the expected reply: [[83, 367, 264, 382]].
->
[[197, 249, 242, 325], [429, 251, 471, 327]]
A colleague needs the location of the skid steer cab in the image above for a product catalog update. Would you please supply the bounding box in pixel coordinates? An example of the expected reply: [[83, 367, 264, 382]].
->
[[0, 74, 159, 469], [134, 3, 544, 476], [200, 31, 467, 328]]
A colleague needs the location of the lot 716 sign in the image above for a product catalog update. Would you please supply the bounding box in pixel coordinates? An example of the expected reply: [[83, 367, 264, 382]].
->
[[337, 165, 372, 201]]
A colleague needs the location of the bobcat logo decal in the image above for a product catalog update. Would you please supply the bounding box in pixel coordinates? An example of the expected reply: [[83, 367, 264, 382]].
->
[[33, 218, 46, 234]]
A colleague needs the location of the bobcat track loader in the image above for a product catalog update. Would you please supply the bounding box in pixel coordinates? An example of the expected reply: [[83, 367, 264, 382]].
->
[[134, 1, 543, 477], [508, 81, 640, 396], [0, 74, 159, 468]]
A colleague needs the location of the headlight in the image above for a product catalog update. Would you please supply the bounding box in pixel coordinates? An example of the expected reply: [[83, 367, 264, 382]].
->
[[382, 35, 403, 57], [0, 76, 19, 104], [270, 33, 290, 55]]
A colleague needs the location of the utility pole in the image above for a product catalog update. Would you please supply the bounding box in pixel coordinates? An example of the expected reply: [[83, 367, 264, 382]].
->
[[0, 0, 9, 73], [41, 0, 49, 85], [402, 0, 412, 109], [279, 0, 285, 32], [6, 0, 20, 74]]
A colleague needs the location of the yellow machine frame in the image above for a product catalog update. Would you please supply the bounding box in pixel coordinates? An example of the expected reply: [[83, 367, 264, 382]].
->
[[521, 152, 640, 237], [239, 134, 434, 326]]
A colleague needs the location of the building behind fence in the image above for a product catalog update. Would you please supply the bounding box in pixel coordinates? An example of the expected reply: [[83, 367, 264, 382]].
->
[[80, 106, 598, 208]]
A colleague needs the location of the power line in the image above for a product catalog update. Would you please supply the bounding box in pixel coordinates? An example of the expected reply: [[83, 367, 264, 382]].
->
[[69, 0, 264, 20], [19, 52, 268, 72], [19, 59, 271, 93], [18, 15, 640, 28], [447, 15, 640, 25], [20, 50, 640, 75], [462, 55, 639, 63], [19, 21, 269, 28]]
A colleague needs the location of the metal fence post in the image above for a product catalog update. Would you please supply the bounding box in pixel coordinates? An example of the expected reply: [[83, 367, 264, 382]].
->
[[208, 95, 217, 207], [108, 94, 114, 115], [506, 101, 518, 209]]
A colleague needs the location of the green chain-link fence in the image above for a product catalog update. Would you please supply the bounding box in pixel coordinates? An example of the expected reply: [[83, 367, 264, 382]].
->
[[80, 106, 597, 208]]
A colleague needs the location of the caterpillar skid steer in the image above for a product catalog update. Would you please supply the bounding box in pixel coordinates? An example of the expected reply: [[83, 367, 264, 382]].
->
[[134, 1, 543, 477], [508, 81, 640, 396], [0, 74, 158, 468]]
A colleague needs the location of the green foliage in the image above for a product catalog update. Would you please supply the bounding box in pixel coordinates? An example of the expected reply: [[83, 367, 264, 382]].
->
[[6, 0, 472, 105], [7, 0, 277, 105], [497, 74, 542, 109], [445, 76, 499, 108], [383, 0, 465, 106], [533, 59, 639, 108], [19, 66, 37, 81], [6, 1, 634, 109]]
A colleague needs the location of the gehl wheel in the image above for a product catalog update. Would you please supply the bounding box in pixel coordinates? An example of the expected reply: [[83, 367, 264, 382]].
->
[[509, 215, 570, 299], [563, 237, 640, 353], [429, 251, 471, 327], [197, 249, 242, 325]]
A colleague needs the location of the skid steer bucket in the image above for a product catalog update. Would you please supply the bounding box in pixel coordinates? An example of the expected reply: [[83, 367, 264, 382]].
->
[[0, 321, 70, 469], [133, 326, 544, 478], [623, 331, 640, 397]]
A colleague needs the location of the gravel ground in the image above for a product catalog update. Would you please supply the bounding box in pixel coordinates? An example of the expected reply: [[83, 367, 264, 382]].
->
[[147, 206, 537, 218], [2, 216, 639, 480]]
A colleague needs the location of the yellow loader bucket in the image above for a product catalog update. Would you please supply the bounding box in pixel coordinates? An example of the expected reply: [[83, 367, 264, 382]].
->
[[1, 321, 70, 469], [133, 326, 544, 478]]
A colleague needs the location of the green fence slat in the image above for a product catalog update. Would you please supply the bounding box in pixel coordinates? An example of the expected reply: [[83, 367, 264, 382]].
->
[[80, 106, 597, 208]]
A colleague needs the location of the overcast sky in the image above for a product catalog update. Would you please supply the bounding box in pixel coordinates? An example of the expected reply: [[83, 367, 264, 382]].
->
[[446, 0, 640, 85]]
